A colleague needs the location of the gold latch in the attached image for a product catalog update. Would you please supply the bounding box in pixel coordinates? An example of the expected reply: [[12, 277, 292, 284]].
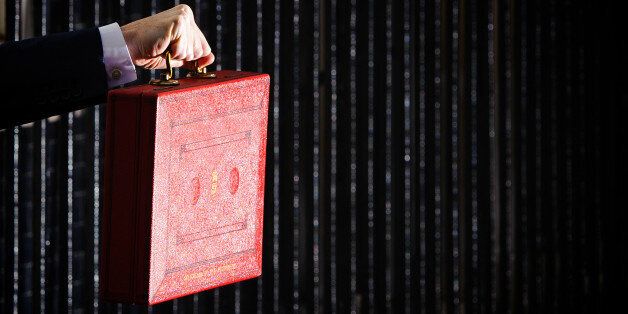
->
[[149, 51, 180, 86], [187, 60, 217, 78]]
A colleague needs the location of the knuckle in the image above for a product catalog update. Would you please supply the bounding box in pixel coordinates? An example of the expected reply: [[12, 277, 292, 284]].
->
[[177, 4, 192, 17], [172, 5, 192, 26], [174, 14, 187, 27]]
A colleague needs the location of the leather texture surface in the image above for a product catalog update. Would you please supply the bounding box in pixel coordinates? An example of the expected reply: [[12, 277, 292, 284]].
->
[[101, 71, 269, 305]]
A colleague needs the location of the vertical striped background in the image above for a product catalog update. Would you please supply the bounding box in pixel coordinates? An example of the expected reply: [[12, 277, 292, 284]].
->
[[1, 0, 627, 313]]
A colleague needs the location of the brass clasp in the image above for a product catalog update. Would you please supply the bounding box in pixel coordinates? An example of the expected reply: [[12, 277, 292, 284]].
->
[[150, 51, 180, 86], [187, 60, 217, 78]]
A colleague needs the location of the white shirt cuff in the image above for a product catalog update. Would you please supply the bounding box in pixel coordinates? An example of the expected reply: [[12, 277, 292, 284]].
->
[[98, 23, 137, 88]]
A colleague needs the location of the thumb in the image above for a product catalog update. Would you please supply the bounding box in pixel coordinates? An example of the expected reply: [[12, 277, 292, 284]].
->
[[169, 59, 185, 68]]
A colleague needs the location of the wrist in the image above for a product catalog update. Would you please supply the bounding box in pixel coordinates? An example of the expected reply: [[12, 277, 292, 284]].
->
[[98, 23, 138, 88]]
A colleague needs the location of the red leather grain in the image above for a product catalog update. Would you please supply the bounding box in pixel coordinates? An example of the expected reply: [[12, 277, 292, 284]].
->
[[101, 71, 269, 305]]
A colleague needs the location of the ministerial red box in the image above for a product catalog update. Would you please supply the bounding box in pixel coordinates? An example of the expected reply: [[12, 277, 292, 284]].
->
[[101, 71, 269, 305]]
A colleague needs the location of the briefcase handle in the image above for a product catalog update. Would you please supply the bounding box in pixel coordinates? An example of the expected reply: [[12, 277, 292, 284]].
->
[[187, 61, 217, 79], [150, 50, 180, 86], [150, 51, 217, 86]]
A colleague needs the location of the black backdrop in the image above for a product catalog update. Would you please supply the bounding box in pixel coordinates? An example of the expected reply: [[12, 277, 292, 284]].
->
[[1, 0, 627, 313]]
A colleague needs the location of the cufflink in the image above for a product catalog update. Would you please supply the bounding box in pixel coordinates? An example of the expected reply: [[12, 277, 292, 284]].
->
[[112, 68, 122, 80]]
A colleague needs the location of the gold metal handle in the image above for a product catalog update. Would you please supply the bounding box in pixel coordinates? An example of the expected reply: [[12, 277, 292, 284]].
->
[[186, 60, 217, 78], [150, 51, 180, 86]]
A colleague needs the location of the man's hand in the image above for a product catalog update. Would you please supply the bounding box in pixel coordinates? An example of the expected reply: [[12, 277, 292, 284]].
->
[[120, 4, 215, 70]]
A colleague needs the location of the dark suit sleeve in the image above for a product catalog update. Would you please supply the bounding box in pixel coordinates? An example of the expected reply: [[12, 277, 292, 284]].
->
[[0, 28, 108, 130]]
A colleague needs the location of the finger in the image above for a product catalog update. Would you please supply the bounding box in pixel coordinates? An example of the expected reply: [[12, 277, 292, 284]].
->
[[181, 60, 199, 70], [142, 58, 166, 70], [171, 35, 188, 60], [200, 34, 211, 57], [169, 59, 185, 68], [186, 40, 196, 61], [192, 34, 203, 60], [181, 52, 214, 70], [141, 57, 165, 70], [187, 22, 199, 60], [192, 28, 209, 60], [196, 53, 215, 68]]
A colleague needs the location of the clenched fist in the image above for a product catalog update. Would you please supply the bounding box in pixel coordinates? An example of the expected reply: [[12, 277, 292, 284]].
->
[[120, 4, 215, 69]]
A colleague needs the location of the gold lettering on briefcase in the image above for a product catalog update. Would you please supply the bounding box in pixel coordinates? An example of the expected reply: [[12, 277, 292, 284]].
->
[[183, 263, 238, 281], [211, 170, 218, 196]]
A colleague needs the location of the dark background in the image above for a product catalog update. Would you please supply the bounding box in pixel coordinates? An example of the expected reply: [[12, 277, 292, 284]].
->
[[2, 0, 628, 313]]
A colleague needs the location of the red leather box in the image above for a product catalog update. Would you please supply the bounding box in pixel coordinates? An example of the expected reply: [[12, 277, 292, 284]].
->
[[101, 71, 269, 305]]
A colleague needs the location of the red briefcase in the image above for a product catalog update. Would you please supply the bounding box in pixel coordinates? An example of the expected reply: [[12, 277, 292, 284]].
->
[[100, 63, 269, 305]]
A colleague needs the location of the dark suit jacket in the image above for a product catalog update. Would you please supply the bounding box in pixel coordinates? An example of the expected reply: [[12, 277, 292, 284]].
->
[[0, 28, 108, 130]]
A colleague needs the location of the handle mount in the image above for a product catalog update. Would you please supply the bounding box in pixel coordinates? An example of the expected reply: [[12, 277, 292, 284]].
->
[[150, 51, 180, 86]]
